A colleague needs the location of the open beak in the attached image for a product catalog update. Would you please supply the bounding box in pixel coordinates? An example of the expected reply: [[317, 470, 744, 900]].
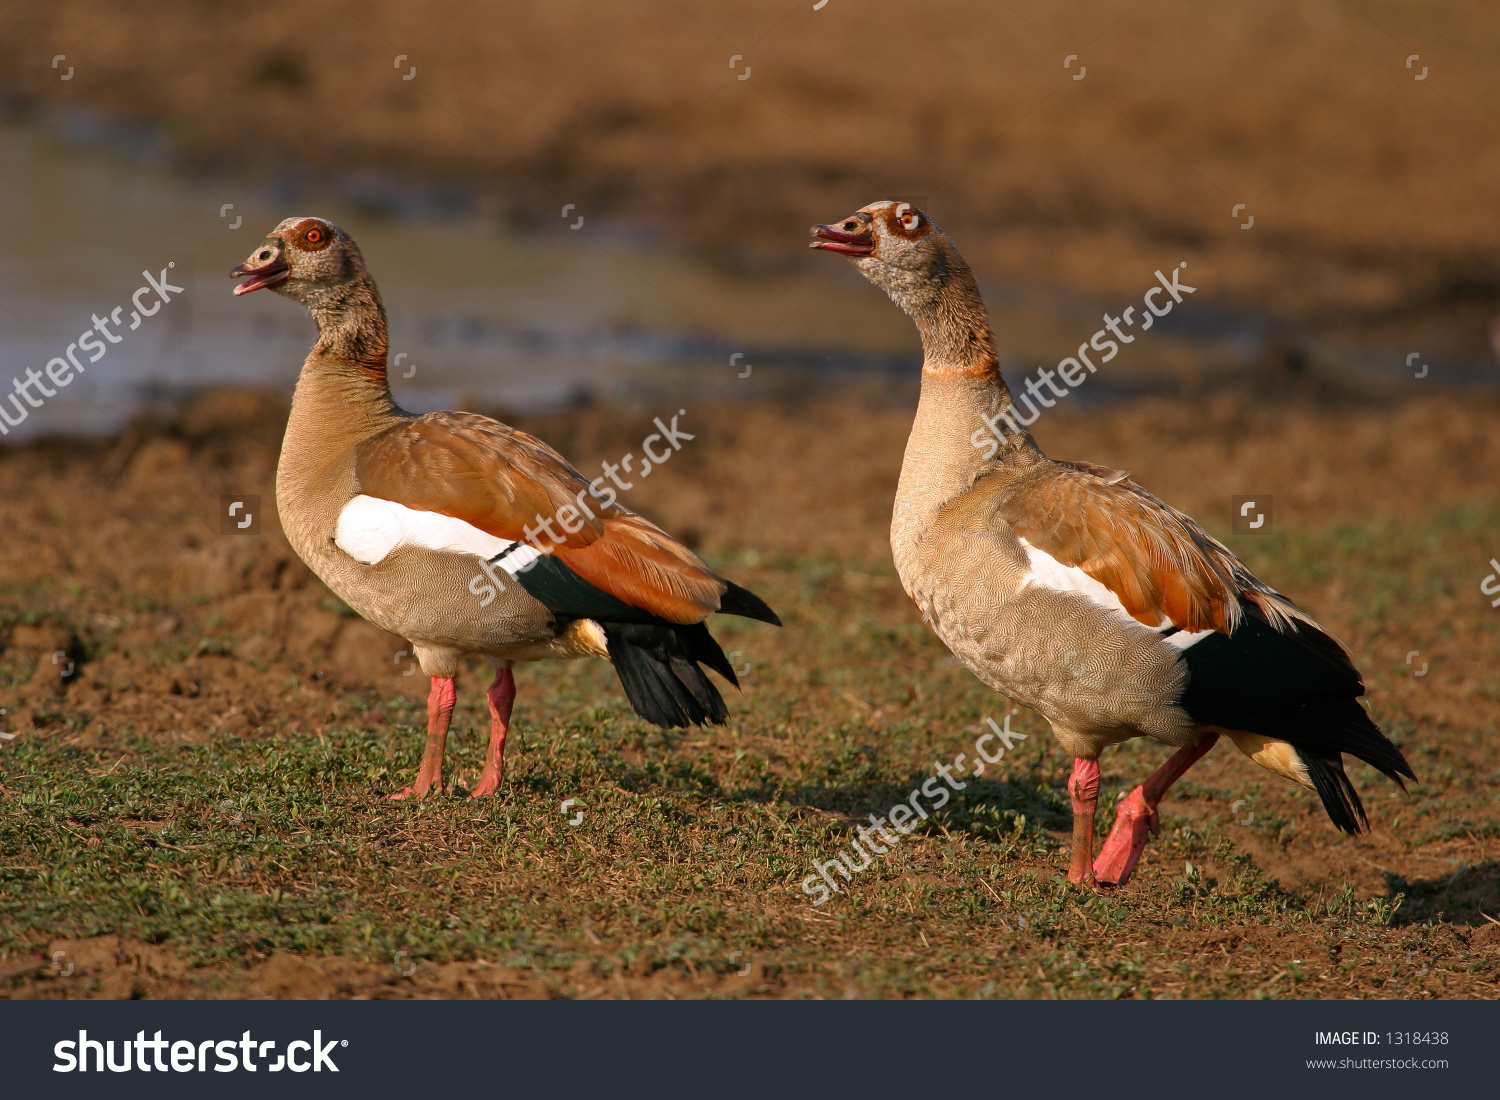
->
[[809, 222, 875, 257], [230, 252, 290, 295]]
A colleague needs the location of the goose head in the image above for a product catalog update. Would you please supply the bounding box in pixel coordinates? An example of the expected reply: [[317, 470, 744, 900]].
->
[[810, 201, 964, 311], [230, 217, 366, 309], [812, 201, 995, 369]]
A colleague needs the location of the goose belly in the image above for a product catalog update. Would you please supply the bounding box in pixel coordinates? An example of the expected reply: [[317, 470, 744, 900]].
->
[[900, 530, 1200, 751]]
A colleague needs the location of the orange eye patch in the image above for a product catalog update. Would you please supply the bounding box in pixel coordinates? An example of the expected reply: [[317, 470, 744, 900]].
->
[[292, 218, 333, 250]]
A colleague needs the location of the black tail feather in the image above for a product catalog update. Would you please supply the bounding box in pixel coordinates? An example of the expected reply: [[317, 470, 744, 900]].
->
[[1182, 606, 1416, 835], [603, 622, 732, 728], [1223, 697, 1414, 836], [1266, 698, 1416, 790], [506, 542, 773, 726], [1299, 751, 1367, 834], [1267, 698, 1414, 835], [676, 620, 739, 687]]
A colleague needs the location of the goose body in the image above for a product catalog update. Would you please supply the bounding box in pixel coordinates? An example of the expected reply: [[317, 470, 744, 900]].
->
[[812, 202, 1413, 885], [234, 218, 778, 799], [891, 376, 1200, 759]]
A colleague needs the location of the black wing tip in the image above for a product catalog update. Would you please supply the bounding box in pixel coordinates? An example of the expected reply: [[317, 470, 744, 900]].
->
[[1310, 698, 1417, 787], [1292, 706, 1417, 835], [1181, 613, 1415, 787], [1240, 599, 1364, 684], [718, 580, 781, 626], [1280, 702, 1415, 831]]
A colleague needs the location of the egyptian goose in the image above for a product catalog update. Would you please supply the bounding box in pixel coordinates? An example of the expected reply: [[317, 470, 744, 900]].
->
[[230, 218, 778, 799], [811, 202, 1413, 886]]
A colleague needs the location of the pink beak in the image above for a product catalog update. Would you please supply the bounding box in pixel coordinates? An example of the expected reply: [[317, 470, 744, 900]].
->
[[809, 222, 875, 256], [230, 249, 290, 295]]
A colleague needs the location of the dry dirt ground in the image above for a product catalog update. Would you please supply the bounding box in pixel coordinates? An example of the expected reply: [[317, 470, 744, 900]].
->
[[6, 1, 1500, 355], [1, 386, 1498, 999]]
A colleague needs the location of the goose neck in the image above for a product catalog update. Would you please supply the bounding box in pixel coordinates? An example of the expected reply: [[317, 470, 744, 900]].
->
[[304, 273, 390, 386]]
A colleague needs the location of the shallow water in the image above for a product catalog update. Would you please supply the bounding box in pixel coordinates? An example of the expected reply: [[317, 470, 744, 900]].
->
[[0, 117, 909, 437], [1, 115, 1490, 441]]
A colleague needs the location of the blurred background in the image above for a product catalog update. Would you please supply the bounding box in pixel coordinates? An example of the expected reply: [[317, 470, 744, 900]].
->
[[2, 0, 1499, 432], [3, 1, 1500, 1000]]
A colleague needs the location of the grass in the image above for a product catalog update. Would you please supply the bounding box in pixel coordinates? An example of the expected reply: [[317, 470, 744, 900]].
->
[[3, 505, 1499, 998], [0, 718, 1303, 990], [0, 714, 1465, 999]]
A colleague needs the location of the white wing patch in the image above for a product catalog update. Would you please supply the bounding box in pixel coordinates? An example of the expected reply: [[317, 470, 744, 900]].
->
[[1018, 537, 1158, 624], [1020, 534, 1218, 648], [1018, 537, 1214, 650], [335, 495, 544, 575]]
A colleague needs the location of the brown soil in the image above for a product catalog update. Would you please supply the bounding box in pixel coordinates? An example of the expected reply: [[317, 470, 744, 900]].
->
[[7, 918, 1497, 1001], [0, 935, 770, 1000]]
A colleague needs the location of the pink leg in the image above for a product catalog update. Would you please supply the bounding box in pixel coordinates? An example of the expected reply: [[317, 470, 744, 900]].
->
[[1067, 757, 1101, 885], [387, 676, 456, 801], [1093, 732, 1220, 886], [469, 666, 515, 798]]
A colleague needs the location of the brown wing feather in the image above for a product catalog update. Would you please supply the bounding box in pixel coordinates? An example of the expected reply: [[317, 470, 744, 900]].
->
[[355, 412, 728, 623], [558, 514, 728, 624], [357, 412, 604, 547], [993, 460, 1311, 635]]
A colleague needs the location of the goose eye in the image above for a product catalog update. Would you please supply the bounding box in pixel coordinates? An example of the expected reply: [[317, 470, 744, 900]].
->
[[305, 228, 323, 244], [901, 212, 920, 230]]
